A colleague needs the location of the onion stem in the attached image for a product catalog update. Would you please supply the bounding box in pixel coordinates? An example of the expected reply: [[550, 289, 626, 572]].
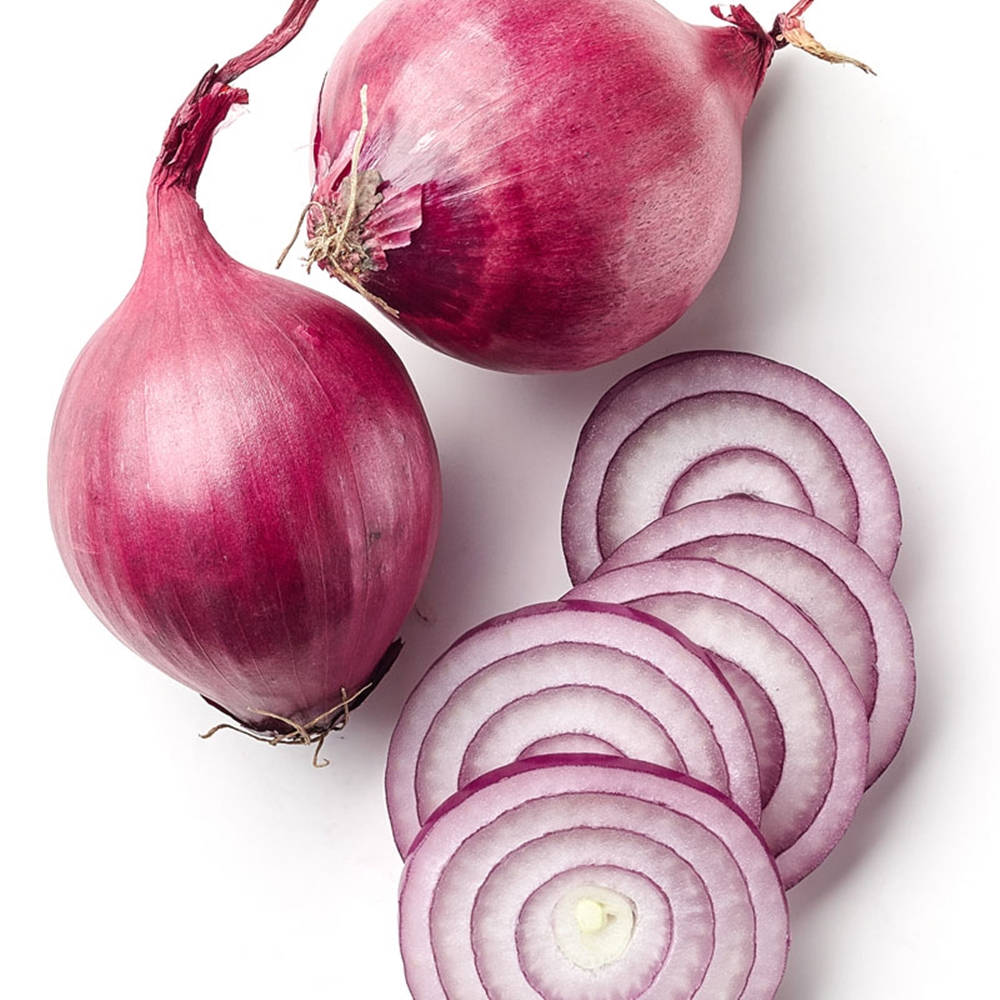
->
[[773, 2, 875, 74]]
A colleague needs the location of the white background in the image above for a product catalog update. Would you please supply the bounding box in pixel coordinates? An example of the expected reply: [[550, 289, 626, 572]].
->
[[2, 1, 995, 996]]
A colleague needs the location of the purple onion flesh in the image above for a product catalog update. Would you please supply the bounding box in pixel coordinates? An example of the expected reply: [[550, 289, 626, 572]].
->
[[386, 600, 760, 854], [567, 557, 869, 887], [399, 755, 789, 999], [562, 350, 901, 580]]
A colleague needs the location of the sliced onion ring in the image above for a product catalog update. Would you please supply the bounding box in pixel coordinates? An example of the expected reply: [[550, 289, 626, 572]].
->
[[386, 601, 760, 855], [399, 755, 789, 1000], [566, 558, 869, 887], [597, 498, 915, 785], [562, 350, 901, 581]]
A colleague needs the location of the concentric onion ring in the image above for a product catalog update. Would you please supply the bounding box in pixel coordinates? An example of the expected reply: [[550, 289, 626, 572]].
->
[[567, 558, 869, 887], [598, 498, 915, 784], [399, 755, 789, 1000], [386, 601, 760, 855], [562, 351, 901, 581]]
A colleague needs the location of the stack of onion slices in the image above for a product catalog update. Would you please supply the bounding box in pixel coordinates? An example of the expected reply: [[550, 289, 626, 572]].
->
[[594, 498, 914, 784], [391, 349, 912, 999]]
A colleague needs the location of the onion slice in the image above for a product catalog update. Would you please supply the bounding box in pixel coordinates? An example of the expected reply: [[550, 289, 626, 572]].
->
[[598, 498, 915, 784], [562, 351, 901, 581], [399, 755, 789, 1000], [566, 558, 869, 887], [386, 601, 760, 855]]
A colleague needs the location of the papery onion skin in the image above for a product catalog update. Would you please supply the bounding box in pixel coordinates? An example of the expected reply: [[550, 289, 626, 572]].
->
[[47, 1, 441, 734], [309, 0, 778, 371]]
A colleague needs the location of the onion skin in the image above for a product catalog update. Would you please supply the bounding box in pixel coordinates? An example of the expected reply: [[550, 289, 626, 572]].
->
[[310, 0, 776, 371], [48, 2, 441, 734]]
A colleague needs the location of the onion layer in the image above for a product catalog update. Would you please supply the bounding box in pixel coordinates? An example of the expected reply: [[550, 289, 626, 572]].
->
[[48, 1, 441, 740], [400, 755, 789, 999], [567, 557, 869, 887], [562, 350, 901, 578], [598, 498, 915, 784], [386, 601, 760, 854]]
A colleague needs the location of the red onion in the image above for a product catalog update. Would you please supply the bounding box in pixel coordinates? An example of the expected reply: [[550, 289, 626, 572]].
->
[[47, 1, 441, 748], [399, 755, 789, 999], [567, 557, 869, 887], [562, 350, 901, 580], [598, 498, 915, 785], [299, 0, 869, 372], [386, 600, 760, 854]]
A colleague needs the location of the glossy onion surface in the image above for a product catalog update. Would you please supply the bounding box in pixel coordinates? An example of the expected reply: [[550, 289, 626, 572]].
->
[[311, 1, 776, 370], [49, 2, 441, 734]]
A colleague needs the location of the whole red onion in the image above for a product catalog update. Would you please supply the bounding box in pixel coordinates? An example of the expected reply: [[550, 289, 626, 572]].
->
[[303, 0, 868, 372], [48, 1, 441, 746]]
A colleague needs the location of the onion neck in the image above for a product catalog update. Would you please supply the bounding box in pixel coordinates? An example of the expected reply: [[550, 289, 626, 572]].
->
[[708, 4, 778, 102], [145, 184, 226, 268], [144, 73, 246, 267], [143, 1, 320, 255]]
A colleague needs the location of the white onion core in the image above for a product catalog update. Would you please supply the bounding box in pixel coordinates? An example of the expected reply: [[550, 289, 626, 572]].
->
[[553, 885, 637, 969]]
